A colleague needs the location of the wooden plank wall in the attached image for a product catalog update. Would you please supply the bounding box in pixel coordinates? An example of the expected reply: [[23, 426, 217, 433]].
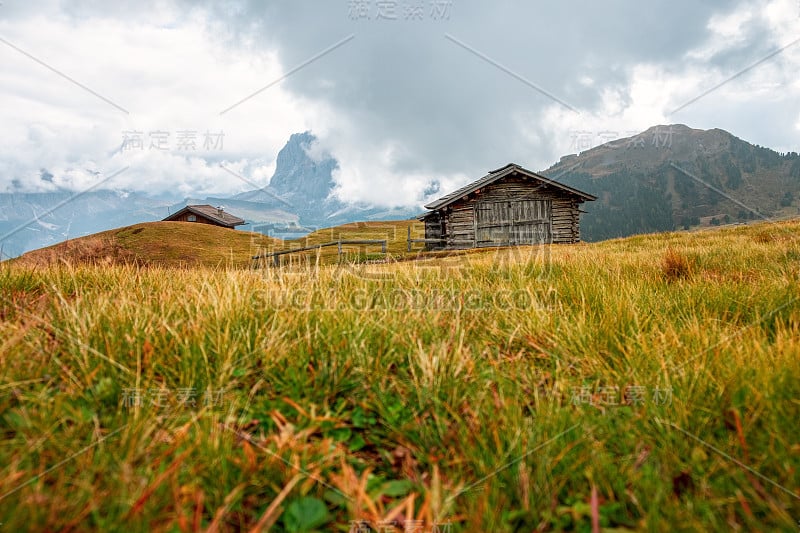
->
[[423, 213, 445, 249], [436, 177, 582, 247]]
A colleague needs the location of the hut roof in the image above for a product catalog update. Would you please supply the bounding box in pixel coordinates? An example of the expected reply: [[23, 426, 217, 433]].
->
[[423, 163, 597, 211], [163, 204, 245, 227]]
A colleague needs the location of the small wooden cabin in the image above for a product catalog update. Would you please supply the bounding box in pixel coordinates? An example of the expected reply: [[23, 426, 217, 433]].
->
[[162, 204, 245, 229], [419, 163, 595, 249]]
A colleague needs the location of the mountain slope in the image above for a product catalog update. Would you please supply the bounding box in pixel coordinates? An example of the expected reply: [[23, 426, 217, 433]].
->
[[546, 124, 800, 241], [0, 190, 171, 259]]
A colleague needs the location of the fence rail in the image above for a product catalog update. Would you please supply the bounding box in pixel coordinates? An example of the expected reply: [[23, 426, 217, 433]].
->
[[253, 239, 388, 267]]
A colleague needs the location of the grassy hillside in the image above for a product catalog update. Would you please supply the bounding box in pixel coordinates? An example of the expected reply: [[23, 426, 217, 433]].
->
[[16, 220, 426, 269], [15, 221, 281, 268], [1, 219, 799, 531]]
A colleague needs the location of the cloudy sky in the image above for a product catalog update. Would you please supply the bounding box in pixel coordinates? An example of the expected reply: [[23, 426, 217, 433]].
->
[[1, 0, 799, 206]]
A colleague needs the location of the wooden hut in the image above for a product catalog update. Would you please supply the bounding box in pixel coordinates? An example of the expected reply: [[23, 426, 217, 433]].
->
[[162, 204, 245, 229], [419, 163, 595, 249]]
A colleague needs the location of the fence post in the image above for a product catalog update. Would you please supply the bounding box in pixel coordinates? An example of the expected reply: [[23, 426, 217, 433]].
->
[[407, 225, 411, 252]]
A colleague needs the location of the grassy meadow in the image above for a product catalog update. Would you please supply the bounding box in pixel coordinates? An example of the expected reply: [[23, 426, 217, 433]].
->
[[1, 219, 799, 531]]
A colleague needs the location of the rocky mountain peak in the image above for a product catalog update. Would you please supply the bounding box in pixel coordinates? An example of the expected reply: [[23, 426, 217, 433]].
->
[[268, 131, 338, 201]]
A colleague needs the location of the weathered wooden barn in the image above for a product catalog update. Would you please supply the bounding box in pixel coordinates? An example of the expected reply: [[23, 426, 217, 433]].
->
[[419, 163, 595, 249], [162, 204, 245, 229]]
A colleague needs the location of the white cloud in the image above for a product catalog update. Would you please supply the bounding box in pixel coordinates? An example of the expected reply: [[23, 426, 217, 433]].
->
[[0, 11, 322, 195], [533, 0, 800, 161], [1, 0, 799, 207], [321, 122, 470, 207]]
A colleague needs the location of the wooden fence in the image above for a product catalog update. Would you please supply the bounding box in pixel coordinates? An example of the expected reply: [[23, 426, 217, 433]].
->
[[253, 224, 475, 269], [252, 239, 388, 268]]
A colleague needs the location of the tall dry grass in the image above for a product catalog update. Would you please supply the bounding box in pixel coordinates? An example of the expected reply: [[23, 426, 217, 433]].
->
[[0, 220, 798, 531]]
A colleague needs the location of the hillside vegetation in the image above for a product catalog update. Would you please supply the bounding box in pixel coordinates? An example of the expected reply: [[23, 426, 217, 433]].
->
[[1, 219, 799, 531]]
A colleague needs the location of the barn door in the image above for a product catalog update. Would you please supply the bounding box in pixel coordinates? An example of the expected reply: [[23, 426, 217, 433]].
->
[[475, 199, 551, 246], [475, 201, 510, 245], [511, 199, 552, 245]]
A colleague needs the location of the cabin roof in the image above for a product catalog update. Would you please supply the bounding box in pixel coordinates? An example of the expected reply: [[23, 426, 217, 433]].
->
[[163, 204, 245, 227], [423, 163, 597, 212]]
